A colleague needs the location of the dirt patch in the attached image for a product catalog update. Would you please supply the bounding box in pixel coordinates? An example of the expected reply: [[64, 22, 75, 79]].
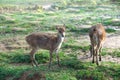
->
[[77, 52, 120, 64], [104, 33, 120, 48], [77, 32, 120, 49], [0, 43, 7, 51], [0, 36, 28, 51], [12, 27, 27, 32]]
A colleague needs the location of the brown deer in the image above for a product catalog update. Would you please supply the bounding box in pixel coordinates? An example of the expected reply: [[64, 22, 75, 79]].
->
[[89, 23, 106, 65], [26, 25, 65, 68]]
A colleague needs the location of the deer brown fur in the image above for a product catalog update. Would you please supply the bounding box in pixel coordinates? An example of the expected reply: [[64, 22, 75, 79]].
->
[[89, 23, 106, 65], [26, 25, 65, 68]]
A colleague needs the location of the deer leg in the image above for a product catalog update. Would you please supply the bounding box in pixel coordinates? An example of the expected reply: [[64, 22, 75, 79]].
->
[[55, 49, 60, 67], [49, 51, 53, 68], [99, 45, 102, 61], [96, 43, 101, 65], [92, 46, 95, 63], [89, 45, 92, 57], [30, 48, 38, 67], [96, 49, 99, 65], [57, 54, 60, 67], [99, 45, 102, 53]]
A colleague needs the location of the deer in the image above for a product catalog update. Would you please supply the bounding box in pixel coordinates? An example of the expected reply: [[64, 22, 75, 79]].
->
[[26, 25, 65, 68], [89, 23, 106, 65]]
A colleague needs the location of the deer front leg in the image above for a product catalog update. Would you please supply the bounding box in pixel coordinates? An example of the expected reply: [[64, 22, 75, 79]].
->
[[49, 51, 53, 68], [30, 48, 38, 67], [55, 49, 60, 67], [57, 54, 60, 67]]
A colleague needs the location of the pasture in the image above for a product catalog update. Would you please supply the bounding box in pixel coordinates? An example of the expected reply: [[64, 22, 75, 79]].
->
[[0, 0, 120, 80]]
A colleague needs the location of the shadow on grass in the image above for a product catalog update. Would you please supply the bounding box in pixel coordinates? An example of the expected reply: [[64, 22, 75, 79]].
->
[[10, 52, 49, 64], [0, 50, 50, 64], [61, 58, 120, 80], [0, 55, 120, 80], [61, 58, 93, 69], [68, 27, 116, 36], [105, 28, 116, 33], [62, 43, 90, 52], [69, 28, 89, 35], [104, 20, 120, 26]]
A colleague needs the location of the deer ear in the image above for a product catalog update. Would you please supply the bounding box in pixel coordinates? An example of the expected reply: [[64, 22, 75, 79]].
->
[[63, 24, 66, 29], [63, 24, 65, 27]]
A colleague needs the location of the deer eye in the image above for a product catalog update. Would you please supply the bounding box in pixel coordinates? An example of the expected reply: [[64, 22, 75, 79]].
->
[[59, 30, 62, 33]]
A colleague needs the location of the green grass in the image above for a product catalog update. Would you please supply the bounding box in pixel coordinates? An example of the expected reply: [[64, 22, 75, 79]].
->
[[76, 70, 106, 80], [101, 48, 120, 57], [63, 43, 90, 52], [105, 28, 116, 33], [0, 49, 120, 80]]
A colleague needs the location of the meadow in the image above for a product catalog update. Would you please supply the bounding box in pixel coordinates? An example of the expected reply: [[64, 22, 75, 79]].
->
[[0, 0, 120, 80]]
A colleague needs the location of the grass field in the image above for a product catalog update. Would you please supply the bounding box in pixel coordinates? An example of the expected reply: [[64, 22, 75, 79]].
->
[[0, 0, 120, 80]]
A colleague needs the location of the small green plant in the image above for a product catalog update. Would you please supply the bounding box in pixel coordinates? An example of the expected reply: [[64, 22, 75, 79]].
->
[[106, 28, 116, 33], [101, 48, 120, 57], [0, 15, 6, 22], [63, 43, 90, 52], [10, 53, 31, 63], [36, 51, 49, 63], [0, 65, 31, 80], [76, 70, 106, 80], [61, 59, 94, 69]]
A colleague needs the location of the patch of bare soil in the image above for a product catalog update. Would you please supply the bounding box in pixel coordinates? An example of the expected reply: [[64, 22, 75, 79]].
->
[[0, 36, 28, 52], [0, 43, 7, 51], [104, 33, 120, 48], [77, 54, 120, 64]]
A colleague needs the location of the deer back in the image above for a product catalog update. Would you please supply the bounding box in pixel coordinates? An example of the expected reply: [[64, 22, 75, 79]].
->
[[26, 32, 58, 50], [89, 24, 106, 45]]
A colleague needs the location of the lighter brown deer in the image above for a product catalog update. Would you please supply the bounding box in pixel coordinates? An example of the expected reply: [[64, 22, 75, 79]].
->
[[26, 25, 65, 68], [89, 23, 106, 65]]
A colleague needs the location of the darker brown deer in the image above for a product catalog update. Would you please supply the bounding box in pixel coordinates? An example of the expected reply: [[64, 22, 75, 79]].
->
[[26, 25, 65, 68], [89, 23, 106, 65]]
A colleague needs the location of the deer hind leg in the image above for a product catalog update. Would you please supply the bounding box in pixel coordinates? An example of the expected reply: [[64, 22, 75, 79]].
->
[[30, 48, 38, 67], [89, 45, 92, 57], [96, 49, 99, 65], [99, 45, 102, 61], [96, 42, 101, 65], [92, 46, 95, 63]]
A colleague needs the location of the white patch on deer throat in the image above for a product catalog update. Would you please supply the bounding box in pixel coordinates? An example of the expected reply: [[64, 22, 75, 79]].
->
[[55, 32, 65, 51]]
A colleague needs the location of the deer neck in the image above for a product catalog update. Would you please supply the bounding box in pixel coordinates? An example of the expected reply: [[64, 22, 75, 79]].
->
[[55, 32, 65, 51]]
